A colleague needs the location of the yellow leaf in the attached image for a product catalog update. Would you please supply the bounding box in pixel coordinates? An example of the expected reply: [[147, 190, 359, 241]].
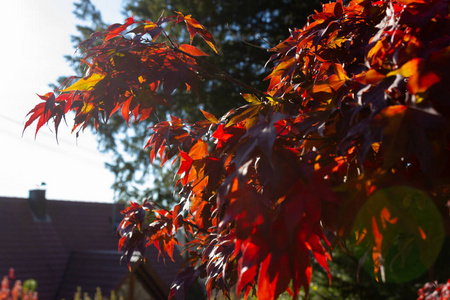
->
[[368, 40, 383, 60], [226, 105, 260, 127], [200, 109, 218, 124], [61, 73, 105, 92], [144, 22, 157, 30], [241, 94, 261, 105], [387, 58, 422, 78], [82, 102, 95, 114]]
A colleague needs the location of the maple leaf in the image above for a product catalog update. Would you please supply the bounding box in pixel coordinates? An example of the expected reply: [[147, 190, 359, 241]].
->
[[104, 16, 134, 41], [176, 12, 219, 54], [60, 73, 105, 92]]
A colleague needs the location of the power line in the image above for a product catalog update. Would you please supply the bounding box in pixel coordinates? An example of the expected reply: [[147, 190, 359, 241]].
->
[[0, 113, 104, 158], [0, 115, 111, 168]]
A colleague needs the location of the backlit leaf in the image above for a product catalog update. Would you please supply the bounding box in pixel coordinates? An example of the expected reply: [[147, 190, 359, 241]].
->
[[241, 93, 261, 105], [387, 58, 422, 78], [23, 2, 450, 299], [226, 105, 260, 128], [200, 109, 218, 124], [354, 69, 386, 85], [105, 16, 134, 41], [179, 44, 209, 56], [60, 73, 105, 92]]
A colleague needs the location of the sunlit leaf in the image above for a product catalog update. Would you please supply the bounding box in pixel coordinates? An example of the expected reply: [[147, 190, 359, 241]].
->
[[226, 105, 260, 128], [354, 69, 386, 85], [60, 73, 105, 92], [179, 44, 209, 56], [200, 109, 218, 123], [387, 58, 422, 78], [105, 16, 134, 41], [241, 93, 261, 105]]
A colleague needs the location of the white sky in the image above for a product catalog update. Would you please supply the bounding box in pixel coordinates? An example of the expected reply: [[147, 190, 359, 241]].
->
[[0, 0, 125, 202]]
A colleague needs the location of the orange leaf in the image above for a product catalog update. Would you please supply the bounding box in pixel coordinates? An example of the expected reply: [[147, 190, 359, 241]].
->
[[397, 0, 425, 4], [355, 69, 386, 85], [367, 40, 384, 61], [265, 57, 296, 80], [312, 82, 332, 94], [370, 214, 388, 282], [332, 63, 348, 81], [377, 105, 407, 119], [179, 44, 209, 56], [188, 140, 209, 160], [418, 227, 427, 240], [408, 71, 440, 94], [328, 74, 346, 91]]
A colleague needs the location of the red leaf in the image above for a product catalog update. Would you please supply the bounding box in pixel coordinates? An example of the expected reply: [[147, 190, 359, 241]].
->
[[177, 151, 193, 177], [121, 96, 132, 125], [176, 12, 219, 54], [292, 242, 312, 299], [105, 16, 134, 41], [23, 92, 56, 137], [256, 254, 273, 299], [255, 253, 291, 300], [236, 241, 260, 294]]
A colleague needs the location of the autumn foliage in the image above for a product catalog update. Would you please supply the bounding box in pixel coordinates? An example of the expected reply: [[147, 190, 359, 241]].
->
[[25, 0, 449, 299], [418, 279, 450, 300], [0, 269, 38, 300]]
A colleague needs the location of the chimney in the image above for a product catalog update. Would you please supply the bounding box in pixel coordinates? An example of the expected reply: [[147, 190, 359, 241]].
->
[[28, 189, 49, 221]]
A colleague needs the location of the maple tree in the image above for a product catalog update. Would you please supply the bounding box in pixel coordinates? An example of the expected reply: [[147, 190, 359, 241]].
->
[[25, 0, 450, 299], [64, 0, 322, 205]]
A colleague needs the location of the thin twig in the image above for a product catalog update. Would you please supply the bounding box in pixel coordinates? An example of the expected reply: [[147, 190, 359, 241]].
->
[[226, 24, 271, 50], [173, 47, 268, 99]]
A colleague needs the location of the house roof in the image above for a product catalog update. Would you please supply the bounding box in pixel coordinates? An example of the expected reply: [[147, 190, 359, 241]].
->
[[55, 250, 128, 300], [0, 194, 183, 299]]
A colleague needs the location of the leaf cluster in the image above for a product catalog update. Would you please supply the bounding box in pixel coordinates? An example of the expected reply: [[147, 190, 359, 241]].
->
[[90, 0, 323, 204]]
